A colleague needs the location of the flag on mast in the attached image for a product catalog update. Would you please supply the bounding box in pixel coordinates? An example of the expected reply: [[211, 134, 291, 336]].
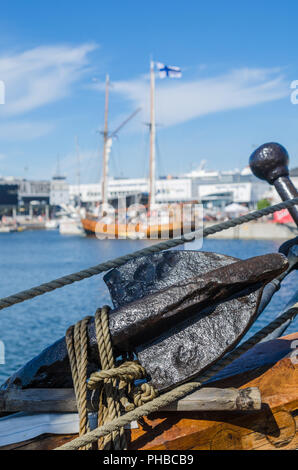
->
[[156, 62, 182, 79]]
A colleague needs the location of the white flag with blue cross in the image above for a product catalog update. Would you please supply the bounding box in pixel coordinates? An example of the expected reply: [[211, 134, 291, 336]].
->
[[156, 62, 182, 79]]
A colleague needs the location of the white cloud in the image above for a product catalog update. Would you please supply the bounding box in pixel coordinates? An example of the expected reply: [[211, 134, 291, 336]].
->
[[0, 153, 6, 160], [93, 67, 288, 128], [0, 43, 97, 116], [0, 121, 54, 141]]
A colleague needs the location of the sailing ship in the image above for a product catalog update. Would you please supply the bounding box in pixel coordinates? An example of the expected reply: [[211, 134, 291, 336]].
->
[[81, 63, 192, 240]]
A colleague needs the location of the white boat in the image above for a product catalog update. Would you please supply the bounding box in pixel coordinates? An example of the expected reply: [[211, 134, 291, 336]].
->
[[0, 225, 14, 233], [45, 219, 59, 230], [59, 217, 85, 236]]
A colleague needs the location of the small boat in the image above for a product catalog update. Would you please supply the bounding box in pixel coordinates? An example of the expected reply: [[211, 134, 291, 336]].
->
[[0, 225, 14, 233], [59, 217, 84, 236], [45, 219, 59, 230], [0, 224, 25, 233]]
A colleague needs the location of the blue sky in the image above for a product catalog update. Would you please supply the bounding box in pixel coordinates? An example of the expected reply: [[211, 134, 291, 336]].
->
[[0, 1, 298, 182]]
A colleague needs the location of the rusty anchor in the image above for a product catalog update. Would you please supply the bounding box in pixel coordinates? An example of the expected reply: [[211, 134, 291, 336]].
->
[[2, 251, 287, 392]]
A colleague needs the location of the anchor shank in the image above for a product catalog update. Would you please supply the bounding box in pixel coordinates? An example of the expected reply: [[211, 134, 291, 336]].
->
[[249, 142, 298, 226], [273, 176, 298, 225]]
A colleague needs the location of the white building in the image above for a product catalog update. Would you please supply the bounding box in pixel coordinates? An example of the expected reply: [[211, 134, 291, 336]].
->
[[188, 165, 268, 207], [50, 176, 69, 206], [156, 178, 192, 202], [69, 183, 100, 204], [69, 177, 192, 204], [197, 181, 266, 206], [198, 182, 251, 204], [67, 163, 297, 209]]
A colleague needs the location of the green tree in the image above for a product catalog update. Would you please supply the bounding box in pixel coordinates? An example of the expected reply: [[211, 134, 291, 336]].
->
[[257, 198, 270, 210]]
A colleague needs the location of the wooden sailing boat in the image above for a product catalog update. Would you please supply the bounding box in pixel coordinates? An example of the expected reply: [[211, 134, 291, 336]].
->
[[81, 63, 189, 240]]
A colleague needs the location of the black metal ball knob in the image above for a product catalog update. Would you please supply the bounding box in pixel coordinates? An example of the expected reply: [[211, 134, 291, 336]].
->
[[249, 142, 289, 184]]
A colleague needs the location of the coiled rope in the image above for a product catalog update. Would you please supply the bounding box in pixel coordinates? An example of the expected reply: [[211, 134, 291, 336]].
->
[[56, 303, 298, 450], [65, 306, 158, 450], [0, 198, 297, 312]]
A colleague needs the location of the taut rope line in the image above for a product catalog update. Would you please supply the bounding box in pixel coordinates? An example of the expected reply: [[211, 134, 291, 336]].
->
[[0, 198, 297, 312]]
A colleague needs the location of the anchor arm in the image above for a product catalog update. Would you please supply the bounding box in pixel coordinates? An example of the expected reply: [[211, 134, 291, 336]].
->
[[108, 253, 287, 350]]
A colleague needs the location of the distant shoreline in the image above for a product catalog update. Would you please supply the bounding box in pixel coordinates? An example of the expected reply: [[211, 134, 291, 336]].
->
[[204, 221, 297, 240], [0, 221, 297, 240]]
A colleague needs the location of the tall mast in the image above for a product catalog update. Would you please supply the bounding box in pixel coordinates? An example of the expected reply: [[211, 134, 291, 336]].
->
[[75, 136, 81, 208], [149, 60, 156, 208], [102, 74, 110, 208]]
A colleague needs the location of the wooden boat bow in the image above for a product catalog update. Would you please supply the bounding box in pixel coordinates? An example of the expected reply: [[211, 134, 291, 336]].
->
[[0, 332, 296, 450]]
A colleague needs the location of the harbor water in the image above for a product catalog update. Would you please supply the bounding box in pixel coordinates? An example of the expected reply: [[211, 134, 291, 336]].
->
[[0, 230, 297, 384]]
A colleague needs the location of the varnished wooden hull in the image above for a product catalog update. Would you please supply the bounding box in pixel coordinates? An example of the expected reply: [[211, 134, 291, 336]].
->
[[1, 332, 297, 451], [128, 332, 298, 451], [81, 217, 190, 239]]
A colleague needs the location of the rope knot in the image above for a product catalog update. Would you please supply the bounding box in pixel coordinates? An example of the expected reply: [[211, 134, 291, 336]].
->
[[133, 382, 159, 407], [87, 361, 146, 390]]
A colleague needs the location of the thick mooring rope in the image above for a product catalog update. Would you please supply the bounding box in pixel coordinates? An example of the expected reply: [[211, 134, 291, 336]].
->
[[94, 306, 127, 450], [65, 316, 92, 450], [56, 303, 298, 450], [0, 198, 297, 312], [66, 307, 124, 450]]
